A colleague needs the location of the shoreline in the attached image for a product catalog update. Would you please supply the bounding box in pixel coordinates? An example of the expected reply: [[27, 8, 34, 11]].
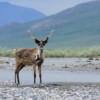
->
[[0, 81, 100, 88], [0, 57, 100, 72], [0, 82, 100, 100]]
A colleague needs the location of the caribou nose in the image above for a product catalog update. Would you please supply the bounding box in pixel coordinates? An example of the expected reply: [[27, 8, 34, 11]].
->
[[41, 47, 43, 50]]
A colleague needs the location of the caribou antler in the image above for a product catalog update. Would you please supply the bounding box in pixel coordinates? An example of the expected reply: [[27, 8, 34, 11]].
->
[[27, 31, 37, 41], [43, 29, 54, 44], [48, 29, 54, 39]]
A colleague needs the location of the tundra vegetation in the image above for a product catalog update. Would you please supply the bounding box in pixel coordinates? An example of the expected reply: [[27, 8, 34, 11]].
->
[[0, 47, 100, 58]]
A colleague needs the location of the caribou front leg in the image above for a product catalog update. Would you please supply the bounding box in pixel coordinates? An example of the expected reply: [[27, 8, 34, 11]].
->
[[33, 64, 36, 85], [38, 64, 42, 84]]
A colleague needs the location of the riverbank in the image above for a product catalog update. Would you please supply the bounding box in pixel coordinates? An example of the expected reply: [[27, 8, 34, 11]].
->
[[0, 57, 100, 72], [0, 82, 100, 100]]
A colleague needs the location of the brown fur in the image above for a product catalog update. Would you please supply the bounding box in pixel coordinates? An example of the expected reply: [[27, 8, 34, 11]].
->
[[15, 48, 39, 65]]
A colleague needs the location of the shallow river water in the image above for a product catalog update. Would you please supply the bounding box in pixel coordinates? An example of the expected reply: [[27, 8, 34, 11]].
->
[[0, 69, 100, 84]]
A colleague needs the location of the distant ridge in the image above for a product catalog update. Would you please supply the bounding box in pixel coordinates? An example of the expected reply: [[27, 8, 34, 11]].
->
[[0, 2, 46, 26]]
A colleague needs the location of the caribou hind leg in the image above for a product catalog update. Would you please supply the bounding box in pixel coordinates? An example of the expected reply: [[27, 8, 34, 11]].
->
[[14, 64, 24, 85], [33, 64, 36, 84]]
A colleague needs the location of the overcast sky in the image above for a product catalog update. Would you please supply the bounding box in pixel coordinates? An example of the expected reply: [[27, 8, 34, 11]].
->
[[0, 0, 93, 15]]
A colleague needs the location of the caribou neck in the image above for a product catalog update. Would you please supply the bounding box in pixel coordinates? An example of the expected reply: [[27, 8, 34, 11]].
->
[[38, 47, 44, 60]]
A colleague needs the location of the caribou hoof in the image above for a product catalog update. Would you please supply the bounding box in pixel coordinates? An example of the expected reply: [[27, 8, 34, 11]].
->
[[39, 84, 44, 87], [13, 83, 17, 86], [33, 84, 37, 88]]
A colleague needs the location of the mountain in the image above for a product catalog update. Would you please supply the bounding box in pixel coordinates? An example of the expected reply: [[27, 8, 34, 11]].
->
[[0, 0, 100, 49], [0, 2, 46, 26]]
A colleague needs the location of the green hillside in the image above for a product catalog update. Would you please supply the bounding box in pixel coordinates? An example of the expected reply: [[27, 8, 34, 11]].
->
[[0, 0, 100, 49]]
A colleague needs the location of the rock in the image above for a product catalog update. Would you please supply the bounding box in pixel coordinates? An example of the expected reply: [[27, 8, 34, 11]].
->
[[62, 65, 70, 68], [95, 58, 99, 60], [5, 61, 9, 64], [95, 67, 99, 70], [88, 58, 93, 60], [87, 60, 91, 62]]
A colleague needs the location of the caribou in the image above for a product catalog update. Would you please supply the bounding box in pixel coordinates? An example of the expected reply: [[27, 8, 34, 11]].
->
[[14, 30, 54, 85]]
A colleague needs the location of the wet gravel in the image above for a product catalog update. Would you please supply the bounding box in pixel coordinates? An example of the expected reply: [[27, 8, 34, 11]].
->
[[0, 82, 100, 100]]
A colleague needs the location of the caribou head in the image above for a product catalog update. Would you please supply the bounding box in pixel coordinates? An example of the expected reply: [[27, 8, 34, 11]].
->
[[27, 30, 54, 50]]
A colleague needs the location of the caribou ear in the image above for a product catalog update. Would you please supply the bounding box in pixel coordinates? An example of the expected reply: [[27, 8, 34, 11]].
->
[[35, 39, 40, 44], [43, 37, 48, 45]]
